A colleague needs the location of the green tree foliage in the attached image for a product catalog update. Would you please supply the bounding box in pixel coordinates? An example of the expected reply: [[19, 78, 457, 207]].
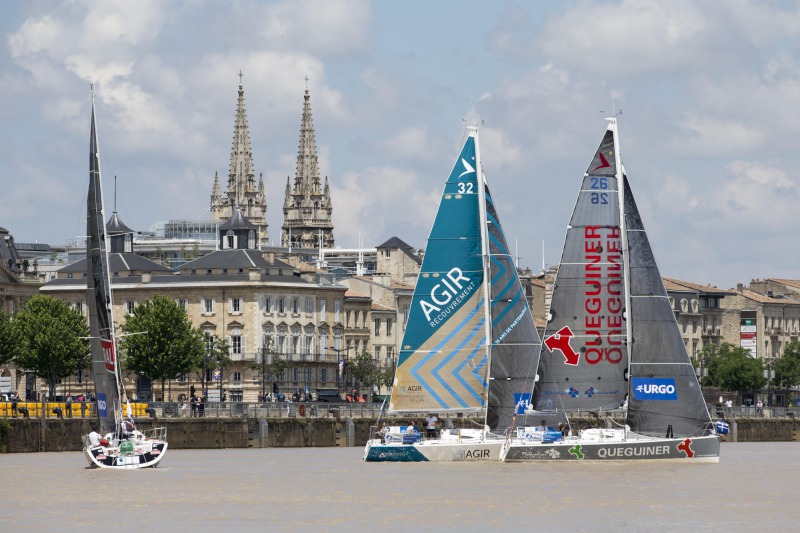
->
[[120, 294, 205, 397], [775, 341, 800, 389], [250, 340, 291, 394], [12, 295, 89, 399], [350, 352, 382, 387], [200, 332, 232, 398], [703, 342, 766, 393], [0, 310, 22, 365]]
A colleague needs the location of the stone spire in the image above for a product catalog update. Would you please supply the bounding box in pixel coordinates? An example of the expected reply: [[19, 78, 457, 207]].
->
[[210, 73, 268, 243], [281, 84, 334, 249]]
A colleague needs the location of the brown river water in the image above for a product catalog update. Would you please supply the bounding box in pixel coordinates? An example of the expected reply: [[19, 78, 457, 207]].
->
[[0, 442, 796, 532]]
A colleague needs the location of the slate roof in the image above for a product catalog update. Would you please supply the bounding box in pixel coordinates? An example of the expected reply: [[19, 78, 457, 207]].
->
[[219, 207, 258, 231], [58, 253, 172, 274], [106, 211, 134, 235], [376, 236, 422, 265], [179, 249, 291, 271]]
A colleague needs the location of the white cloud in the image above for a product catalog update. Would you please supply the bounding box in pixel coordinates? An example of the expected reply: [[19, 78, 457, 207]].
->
[[331, 166, 439, 248], [715, 160, 797, 227], [260, 0, 372, 57]]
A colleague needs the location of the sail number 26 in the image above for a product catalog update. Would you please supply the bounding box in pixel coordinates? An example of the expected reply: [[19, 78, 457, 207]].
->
[[589, 176, 608, 205]]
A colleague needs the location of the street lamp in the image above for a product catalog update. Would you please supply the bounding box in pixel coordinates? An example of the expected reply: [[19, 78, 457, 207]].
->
[[328, 346, 352, 393], [764, 357, 775, 407]]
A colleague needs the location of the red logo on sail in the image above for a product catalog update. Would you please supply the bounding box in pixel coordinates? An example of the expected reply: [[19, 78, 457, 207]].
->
[[102, 339, 116, 372], [592, 151, 611, 172], [544, 326, 580, 366], [677, 438, 695, 458]]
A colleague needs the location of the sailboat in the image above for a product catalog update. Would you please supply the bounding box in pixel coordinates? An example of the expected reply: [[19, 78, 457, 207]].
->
[[363, 128, 541, 462], [500, 117, 721, 462], [82, 93, 168, 468]]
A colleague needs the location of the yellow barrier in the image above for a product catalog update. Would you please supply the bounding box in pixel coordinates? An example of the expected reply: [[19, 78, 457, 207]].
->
[[1, 401, 148, 418]]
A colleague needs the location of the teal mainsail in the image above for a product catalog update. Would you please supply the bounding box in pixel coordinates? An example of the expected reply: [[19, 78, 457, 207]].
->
[[391, 129, 541, 431], [391, 134, 487, 413]]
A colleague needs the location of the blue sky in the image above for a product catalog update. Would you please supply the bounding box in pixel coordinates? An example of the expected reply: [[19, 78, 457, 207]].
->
[[3, 0, 800, 290]]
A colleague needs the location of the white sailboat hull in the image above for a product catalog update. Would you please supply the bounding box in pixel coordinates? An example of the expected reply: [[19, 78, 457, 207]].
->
[[83, 428, 168, 469], [500, 429, 720, 462], [364, 429, 504, 462]]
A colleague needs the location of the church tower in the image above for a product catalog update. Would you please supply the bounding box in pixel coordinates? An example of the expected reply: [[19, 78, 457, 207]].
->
[[281, 84, 334, 249], [210, 73, 268, 243]]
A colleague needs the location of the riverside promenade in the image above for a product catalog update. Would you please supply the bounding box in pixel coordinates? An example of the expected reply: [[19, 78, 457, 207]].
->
[[1, 400, 798, 453]]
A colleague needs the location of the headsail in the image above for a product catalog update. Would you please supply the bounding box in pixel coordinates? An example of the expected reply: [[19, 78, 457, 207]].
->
[[86, 96, 121, 435], [483, 180, 542, 431], [533, 126, 628, 412], [391, 132, 488, 413], [622, 175, 712, 437]]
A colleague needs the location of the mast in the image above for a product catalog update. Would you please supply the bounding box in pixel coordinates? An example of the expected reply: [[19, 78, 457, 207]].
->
[[611, 116, 634, 412], [473, 127, 493, 430]]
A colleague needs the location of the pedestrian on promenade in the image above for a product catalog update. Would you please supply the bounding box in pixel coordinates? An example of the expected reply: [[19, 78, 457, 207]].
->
[[425, 413, 438, 438]]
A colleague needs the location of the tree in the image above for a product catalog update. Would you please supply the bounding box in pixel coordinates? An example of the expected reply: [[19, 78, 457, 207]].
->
[[704, 342, 766, 394], [250, 340, 291, 397], [350, 351, 383, 395], [120, 294, 206, 400], [12, 295, 89, 399], [0, 310, 21, 366], [201, 332, 232, 399], [775, 341, 800, 390]]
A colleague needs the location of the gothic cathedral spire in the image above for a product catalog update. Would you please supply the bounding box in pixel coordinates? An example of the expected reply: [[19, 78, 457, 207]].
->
[[210, 73, 268, 243], [281, 84, 334, 249]]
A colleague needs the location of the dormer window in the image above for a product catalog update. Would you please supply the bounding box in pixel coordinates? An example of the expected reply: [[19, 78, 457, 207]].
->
[[225, 230, 236, 249], [124, 234, 132, 253], [248, 230, 256, 249]]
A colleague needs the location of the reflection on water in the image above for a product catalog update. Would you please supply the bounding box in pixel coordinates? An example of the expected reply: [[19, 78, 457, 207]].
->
[[0, 442, 794, 531]]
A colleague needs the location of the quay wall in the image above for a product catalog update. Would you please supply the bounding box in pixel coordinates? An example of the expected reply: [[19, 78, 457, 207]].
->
[[0, 416, 797, 453]]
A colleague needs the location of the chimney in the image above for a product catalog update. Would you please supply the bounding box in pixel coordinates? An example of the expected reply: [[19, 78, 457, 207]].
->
[[736, 283, 743, 293], [142, 272, 151, 283]]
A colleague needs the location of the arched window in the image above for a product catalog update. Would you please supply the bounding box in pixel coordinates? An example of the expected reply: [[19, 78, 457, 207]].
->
[[225, 230, 236, 250], [248, 230, 256, 249]]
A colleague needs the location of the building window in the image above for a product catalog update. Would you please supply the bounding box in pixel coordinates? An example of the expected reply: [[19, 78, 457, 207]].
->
[[230, 329, 242, 355], [204, 298, 215, 314], [263, 326, 274, 353], [232, 371, 242, 382], [74, 301, 85, 315], [262, 296, 271, 314], [334, 329, 342, 351], [225, 230, 236, 249], [320, 368, 327, 383], [304, 328, 313, 355], [292, 297, 300, 314], [387, 318, 393, 336], [277, 328, 286, 354], [278, 297, 286, 314], [320, 329, 328, 358], [291, 328, 300, 356], [175, 299, 188, 312], [248, 230, 256, 249], [305, 297, 313, 314], [375, 318, 380, 336], [229, 297, 242, 314], [403, 306, 409, 328], [126, 300, 136, 314], [334, 300, 341, 323], [319, 299, 326, 320]]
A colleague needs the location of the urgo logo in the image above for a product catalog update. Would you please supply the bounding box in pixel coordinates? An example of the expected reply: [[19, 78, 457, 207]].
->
[[632, 377, 678, 401], [97, 392, 108, 417]]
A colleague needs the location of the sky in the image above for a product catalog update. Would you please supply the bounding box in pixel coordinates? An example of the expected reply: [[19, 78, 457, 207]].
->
[[2, 0, 800, 290]]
